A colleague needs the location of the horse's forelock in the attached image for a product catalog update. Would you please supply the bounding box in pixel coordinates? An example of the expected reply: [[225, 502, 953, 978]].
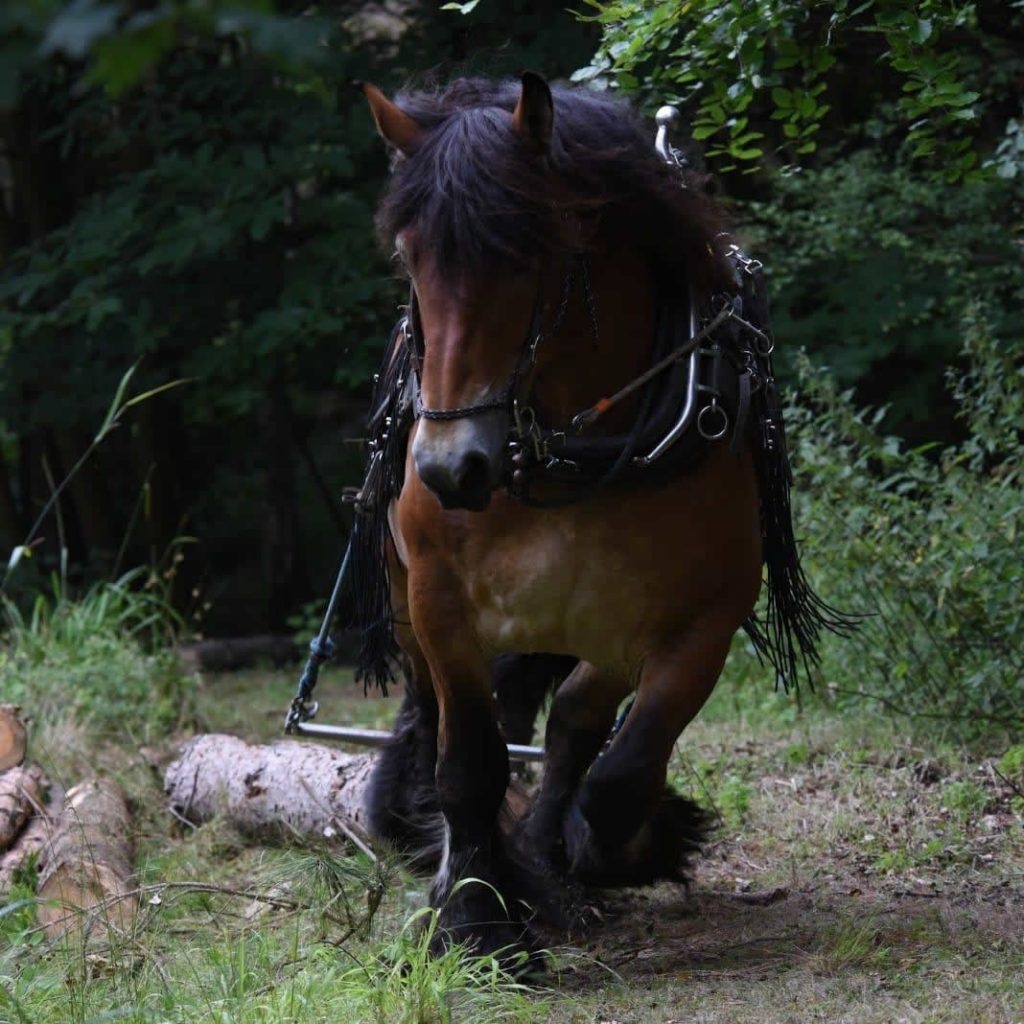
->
[[374, 78, 732, 291]]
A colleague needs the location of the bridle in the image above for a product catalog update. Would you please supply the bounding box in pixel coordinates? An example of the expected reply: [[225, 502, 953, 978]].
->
[[396, 247, 762, 505], [402, 256, 589, 427]]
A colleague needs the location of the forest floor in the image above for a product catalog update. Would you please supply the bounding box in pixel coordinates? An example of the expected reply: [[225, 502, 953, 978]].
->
[[3, 666, 1022, 1024]]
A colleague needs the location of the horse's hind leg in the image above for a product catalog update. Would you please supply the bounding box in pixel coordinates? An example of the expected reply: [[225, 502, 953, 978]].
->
[[493, 653, 577, 747], [521, 662, 629, 871], [564, 618, 738, 885], [365, 547, 444, 868], [365, 655, 442, 869]]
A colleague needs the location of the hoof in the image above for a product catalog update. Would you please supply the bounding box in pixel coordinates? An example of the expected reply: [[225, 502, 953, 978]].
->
[[428, 881, 539, 972], [564, 789, 712, 887]]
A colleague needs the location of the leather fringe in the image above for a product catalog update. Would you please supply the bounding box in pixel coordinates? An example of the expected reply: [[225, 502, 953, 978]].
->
[[349, 322, 413, 693], [739, 269, 857, 690]]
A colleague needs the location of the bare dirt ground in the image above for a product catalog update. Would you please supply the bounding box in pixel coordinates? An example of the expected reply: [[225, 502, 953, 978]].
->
[[539, 703, 1024, 1024]]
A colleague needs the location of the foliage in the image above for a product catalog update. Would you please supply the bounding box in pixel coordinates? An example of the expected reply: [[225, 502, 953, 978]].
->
[[0, 42, 390, 430], [2, 866, 544, 1024], [570, 0, 1024, 180], [0, 0, 327, 104], [0, 1, 597, 629], [786, 307, 1023, 735], [741, 150, 1024, 431], [349, 907, 543, 1024], [0, 567, 196, 738]]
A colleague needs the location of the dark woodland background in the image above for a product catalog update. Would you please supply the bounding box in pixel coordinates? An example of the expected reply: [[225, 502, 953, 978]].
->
[[1, 0, 1020, 695]]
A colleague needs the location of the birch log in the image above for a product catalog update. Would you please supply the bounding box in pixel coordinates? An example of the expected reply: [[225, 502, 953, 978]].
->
[[0, 764, 46, 851], [164, 734, 377, 842], [0, 705, 27, 772], [0, 783, 63, 898], [37, 779, 137, 940]]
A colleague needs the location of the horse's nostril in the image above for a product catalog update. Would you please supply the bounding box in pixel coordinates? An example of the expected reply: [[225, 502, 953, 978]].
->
[[457, 452, 492, 498], [414, 450, 494, 510]]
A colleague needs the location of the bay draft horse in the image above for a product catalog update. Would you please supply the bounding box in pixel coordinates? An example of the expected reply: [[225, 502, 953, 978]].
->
[[350, 73, 845, 961]]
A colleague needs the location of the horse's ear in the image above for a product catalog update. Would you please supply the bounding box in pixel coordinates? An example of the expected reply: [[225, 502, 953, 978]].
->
[[512, 71, 553, 155], [359, 82, 424, 156]]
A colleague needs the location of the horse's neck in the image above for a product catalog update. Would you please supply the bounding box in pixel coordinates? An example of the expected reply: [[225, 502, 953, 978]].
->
[[532, 246, 656, 435]]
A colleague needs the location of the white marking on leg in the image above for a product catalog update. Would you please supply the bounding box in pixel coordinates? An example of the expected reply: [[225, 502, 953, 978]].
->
[[436, 819, 454, 898]]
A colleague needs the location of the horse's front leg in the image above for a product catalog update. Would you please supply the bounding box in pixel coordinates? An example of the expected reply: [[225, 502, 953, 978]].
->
[[408, 567, 532, 960], [564, 614, 739, 885]]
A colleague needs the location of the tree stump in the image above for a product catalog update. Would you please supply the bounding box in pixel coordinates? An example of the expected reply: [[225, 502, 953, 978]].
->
[[37, 779, 137, 941]]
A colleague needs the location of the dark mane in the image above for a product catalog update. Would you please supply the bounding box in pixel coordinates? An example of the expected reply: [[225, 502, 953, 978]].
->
[[376, 78, 732, 293]]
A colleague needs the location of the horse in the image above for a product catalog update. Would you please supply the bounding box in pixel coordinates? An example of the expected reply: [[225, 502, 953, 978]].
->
[[350, 73, 846, 961]]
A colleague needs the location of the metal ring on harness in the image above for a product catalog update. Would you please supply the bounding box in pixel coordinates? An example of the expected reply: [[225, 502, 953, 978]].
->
[[697, 400, 729, 441]]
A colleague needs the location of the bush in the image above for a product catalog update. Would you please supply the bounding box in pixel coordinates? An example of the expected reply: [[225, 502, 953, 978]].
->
[[786, 303, 1023, 737], [0, 568, 196, 740]]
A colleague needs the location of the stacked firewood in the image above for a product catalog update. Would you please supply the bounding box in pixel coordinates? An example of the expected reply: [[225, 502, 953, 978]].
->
[[0, 704, 137, 940], [0, 703, 52, 897]]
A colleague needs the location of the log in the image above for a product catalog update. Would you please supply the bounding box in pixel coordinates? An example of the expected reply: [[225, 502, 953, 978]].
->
[[0, 704, 27, 772], [164, 734, 531, 852], [0, 764, 46, 851], [0, 783, 63, 898], [37, 779, 137, 941], [164, 734, 377, 844], [176, 635, 298, 673]]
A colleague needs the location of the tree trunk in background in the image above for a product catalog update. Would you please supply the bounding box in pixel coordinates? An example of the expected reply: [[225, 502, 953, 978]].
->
[[37, 429, 86, 564], [263, 372, 309, 629]]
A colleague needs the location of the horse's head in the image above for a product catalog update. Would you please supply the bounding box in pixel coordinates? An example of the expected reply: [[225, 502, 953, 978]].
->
[[361, 74, 557, 511], [362, 74, 735, 511]]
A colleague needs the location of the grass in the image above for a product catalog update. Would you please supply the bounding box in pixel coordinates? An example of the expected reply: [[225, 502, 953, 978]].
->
[[1, 624, 1022, 1023]]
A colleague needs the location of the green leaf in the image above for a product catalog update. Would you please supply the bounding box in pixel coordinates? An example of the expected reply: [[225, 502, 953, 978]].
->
[[118, 377, 192, 413]]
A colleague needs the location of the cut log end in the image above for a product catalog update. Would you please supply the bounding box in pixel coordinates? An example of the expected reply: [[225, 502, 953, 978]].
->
[[0, 704, 28, 772], [37, 863, 138, 938]]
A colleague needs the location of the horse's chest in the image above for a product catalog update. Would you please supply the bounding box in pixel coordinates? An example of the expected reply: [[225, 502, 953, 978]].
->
[[461, 515, 667, 668]]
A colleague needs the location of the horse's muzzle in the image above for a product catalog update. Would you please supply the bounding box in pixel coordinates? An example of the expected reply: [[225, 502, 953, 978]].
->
[[412, 415, 507, 512], [418, 451, 494, 510]]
